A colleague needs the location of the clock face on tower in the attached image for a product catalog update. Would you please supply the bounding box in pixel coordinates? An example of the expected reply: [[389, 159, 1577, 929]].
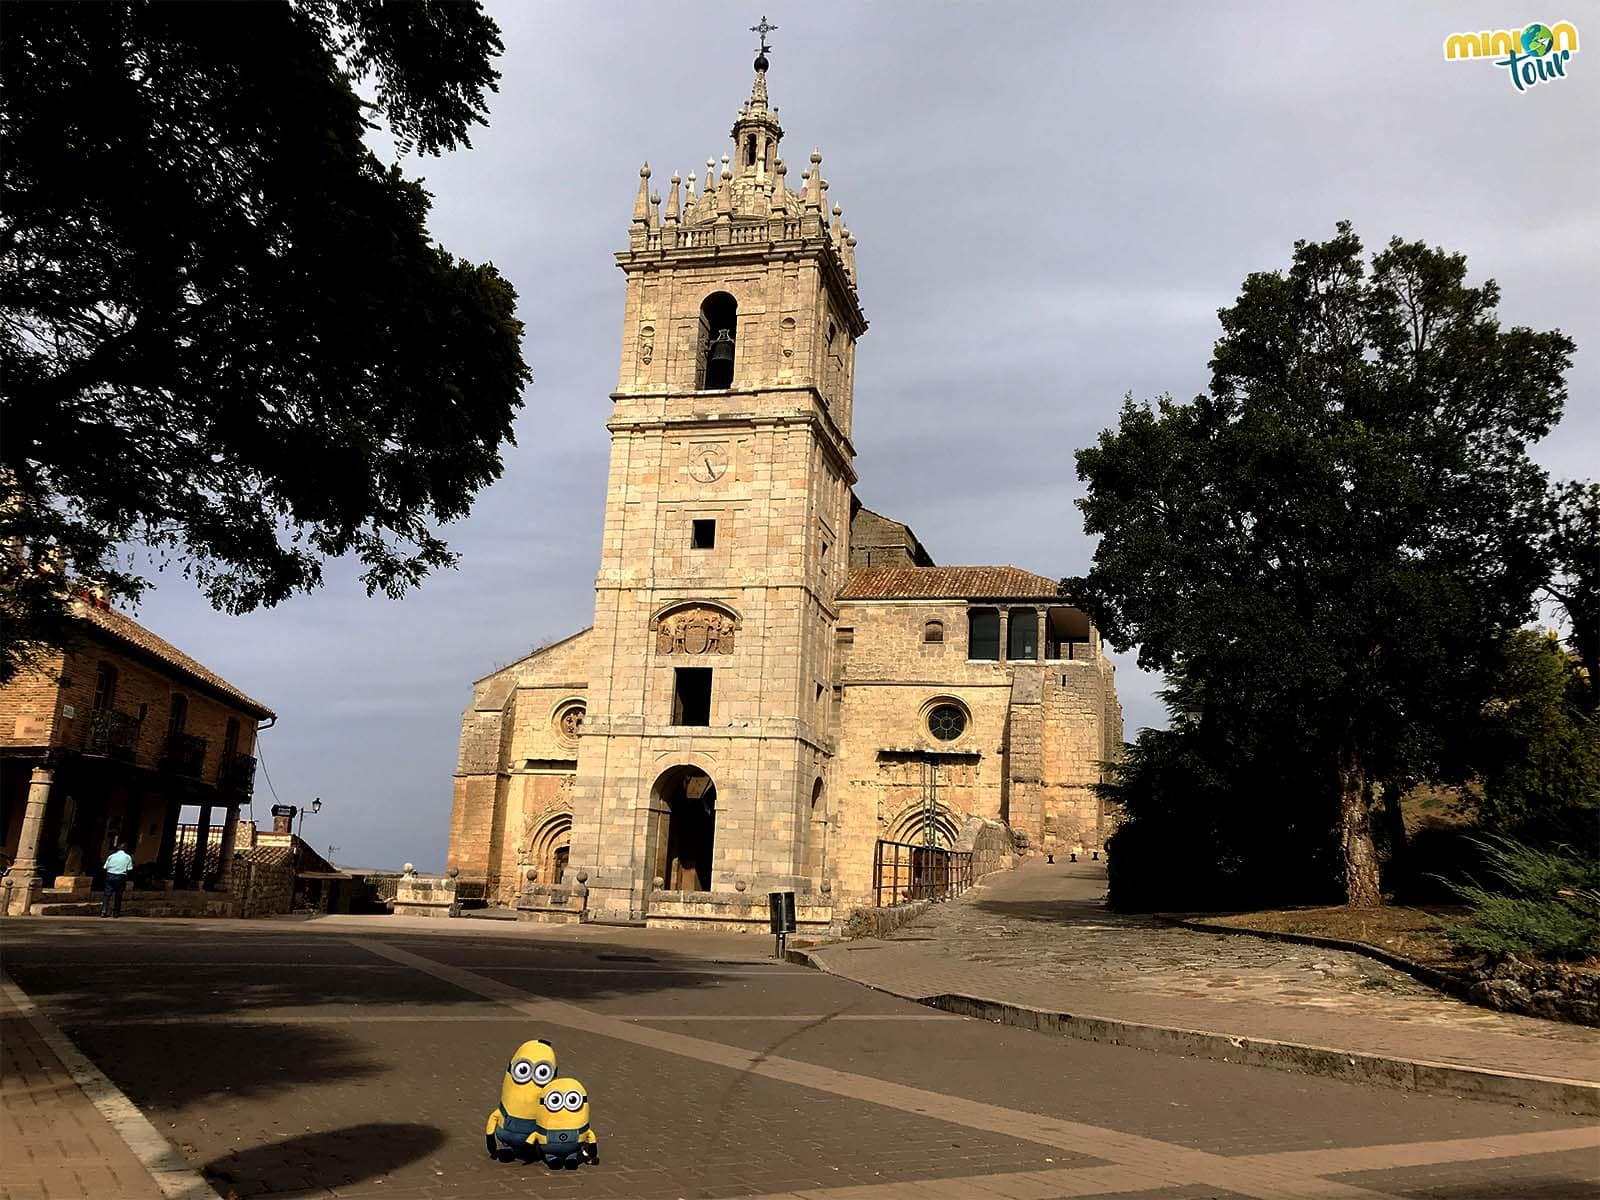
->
[[689, 444, 729, 483]]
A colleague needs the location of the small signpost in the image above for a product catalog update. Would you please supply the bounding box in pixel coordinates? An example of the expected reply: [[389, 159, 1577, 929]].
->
[[768, 890, 796, 958], [271, 804, 297, 818]]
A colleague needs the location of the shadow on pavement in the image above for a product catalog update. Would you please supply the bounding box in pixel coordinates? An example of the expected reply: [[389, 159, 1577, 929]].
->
[[2, 923, 731, 1107], [200, 1122, 446, 1197]]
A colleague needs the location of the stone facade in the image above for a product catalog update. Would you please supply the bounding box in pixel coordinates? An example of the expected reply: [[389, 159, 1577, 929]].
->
[[447, 54, 1121, 923]]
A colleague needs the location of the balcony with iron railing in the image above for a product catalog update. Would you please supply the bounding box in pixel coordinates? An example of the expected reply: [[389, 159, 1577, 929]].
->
[[218, 752, 257, 799], [80, 707, 143, 763], [161, 731, 208, 780]]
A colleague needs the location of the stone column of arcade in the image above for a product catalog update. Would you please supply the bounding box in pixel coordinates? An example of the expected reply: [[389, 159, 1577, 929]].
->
[[5, 766, 53, 914], [216, 805, 241, 892], [191, 803, 212, 888]]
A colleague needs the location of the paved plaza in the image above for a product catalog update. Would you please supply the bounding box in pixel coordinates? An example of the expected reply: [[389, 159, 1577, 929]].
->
[[3, 874, 1598, 1200], [809, 862, 1600, 1089]]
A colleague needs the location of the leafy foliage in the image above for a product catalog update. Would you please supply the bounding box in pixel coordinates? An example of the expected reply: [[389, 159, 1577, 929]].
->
[[1466, 630, 1600, 843], [0, 1, 528, 681], [1542, 480, 1600, 711], [1071, 223, 1574, 905], [1447, 838, 1600, 961]]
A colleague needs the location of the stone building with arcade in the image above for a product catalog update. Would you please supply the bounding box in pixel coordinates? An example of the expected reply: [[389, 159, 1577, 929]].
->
[[448, 49, 1121, 928], [1, 587, 273, 914]]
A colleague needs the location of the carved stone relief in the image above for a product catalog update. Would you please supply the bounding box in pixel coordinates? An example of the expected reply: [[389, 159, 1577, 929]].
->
[[655, 605, 736, 655]]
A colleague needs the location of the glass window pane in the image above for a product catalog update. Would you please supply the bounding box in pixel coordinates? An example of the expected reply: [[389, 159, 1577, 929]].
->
[[968, 609, 999, 660], [1008, 609, 1038, 660]]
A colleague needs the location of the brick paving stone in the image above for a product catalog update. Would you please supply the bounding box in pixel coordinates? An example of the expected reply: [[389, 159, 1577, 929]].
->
[[0, 1002, 165, 1200], [808, 860, 1600, 1085], [1331, 1147, 1600, 1198]]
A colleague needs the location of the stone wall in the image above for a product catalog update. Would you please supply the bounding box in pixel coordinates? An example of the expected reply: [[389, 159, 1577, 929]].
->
[[957, 816, 1017, 880], [393, 867, 458, 918], [449, 631, 589, 902], [230, 847, 296, 918], [848, 507, 933, 569], [643, 886, 833, 935]]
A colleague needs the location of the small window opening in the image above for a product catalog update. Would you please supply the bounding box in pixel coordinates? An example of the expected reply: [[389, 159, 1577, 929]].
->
[[968, 609, 1000, 661], [745, 135, 757, 166], [826, 321, 837, 347], [93, 662, 118, 711], [836, 626, 854, 644], [692, 519, 716, 549], [924, 620, 944, 644], [167, 693, 189, 738], [672, 668, 713, 726]]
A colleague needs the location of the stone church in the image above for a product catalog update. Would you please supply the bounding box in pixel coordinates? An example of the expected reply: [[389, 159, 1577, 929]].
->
[[448, 50, 1121, 929]]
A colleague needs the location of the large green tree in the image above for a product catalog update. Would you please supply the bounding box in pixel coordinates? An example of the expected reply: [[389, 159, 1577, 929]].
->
[[1069, 224, 1573, 905], [0, 1, 528, 681]]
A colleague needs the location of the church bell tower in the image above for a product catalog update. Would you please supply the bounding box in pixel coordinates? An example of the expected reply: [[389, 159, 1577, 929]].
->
[[568, 38, 866, 921]]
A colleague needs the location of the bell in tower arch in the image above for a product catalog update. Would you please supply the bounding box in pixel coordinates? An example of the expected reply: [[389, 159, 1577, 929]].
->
[[697, 290, 738, 391], [705, 329, 735, 389]]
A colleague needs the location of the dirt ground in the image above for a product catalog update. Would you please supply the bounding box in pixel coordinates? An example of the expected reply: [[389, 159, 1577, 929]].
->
[[1199, 904, 1467, 968]]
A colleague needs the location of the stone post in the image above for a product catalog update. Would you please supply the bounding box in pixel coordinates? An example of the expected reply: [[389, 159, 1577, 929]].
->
[[997, 610, 1009, 663], [5, 766, 53, 915]]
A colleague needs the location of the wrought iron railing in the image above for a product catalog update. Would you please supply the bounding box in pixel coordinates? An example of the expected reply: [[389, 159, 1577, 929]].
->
[[161, 731, 208, 779], [81, 707, 143, 761], [872, 840, 974, 908], [219, 752, 257, 798]]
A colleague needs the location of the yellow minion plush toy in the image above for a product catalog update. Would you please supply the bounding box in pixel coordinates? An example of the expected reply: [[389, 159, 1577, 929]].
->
[[530, 1077, 598, 1169], [484, 1038, 558, 1160]]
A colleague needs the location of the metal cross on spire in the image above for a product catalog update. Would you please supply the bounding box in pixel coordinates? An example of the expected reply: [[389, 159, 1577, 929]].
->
[[751, 15, 778, 56]]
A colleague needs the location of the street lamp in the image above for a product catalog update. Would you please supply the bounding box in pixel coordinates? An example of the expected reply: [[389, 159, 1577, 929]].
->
[[291, 798, 322, 912]]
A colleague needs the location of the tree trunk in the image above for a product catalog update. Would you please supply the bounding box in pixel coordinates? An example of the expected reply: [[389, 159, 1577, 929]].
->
[[1338, 738, 1382, 907], [1380, 780, 1408, 895]]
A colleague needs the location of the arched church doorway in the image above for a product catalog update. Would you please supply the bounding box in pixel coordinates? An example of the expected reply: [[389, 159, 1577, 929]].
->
[[649, 766, 717, 892]]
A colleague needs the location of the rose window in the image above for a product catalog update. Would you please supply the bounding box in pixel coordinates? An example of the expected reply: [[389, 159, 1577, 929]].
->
[[556, 703, 585, 742], [927, 704, 966, 741]]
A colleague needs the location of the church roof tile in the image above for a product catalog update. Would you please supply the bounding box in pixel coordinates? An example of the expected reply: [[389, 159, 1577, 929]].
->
[[839, 567, 1063, 601]]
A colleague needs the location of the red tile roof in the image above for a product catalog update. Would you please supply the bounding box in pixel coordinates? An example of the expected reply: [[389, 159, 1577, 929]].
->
[[73, 598, 275, 719], [839, 567, 1064, 601]]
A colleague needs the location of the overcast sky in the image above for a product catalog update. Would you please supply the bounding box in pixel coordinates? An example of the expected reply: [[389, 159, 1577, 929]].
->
[[129, 2, 1597, 870]]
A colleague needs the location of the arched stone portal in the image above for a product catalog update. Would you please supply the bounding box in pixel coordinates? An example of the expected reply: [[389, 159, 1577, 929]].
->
[[648, 766, 717, 892], [525, 809, 572, 886]]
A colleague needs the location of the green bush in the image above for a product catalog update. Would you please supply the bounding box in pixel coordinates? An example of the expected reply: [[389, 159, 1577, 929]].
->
[[1447, 837, 1600, 961]]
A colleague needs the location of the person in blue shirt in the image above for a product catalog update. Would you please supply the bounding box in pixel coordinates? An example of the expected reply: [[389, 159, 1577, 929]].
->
[[102, 843, 133, 917]]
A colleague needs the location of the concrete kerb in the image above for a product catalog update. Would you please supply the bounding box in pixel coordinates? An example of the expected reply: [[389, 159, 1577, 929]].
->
[[787, 949, 1600, 1117]]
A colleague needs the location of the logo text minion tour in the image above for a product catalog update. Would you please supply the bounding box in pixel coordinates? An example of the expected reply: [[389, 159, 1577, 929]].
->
[[1443, 20, 1579, 91]]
